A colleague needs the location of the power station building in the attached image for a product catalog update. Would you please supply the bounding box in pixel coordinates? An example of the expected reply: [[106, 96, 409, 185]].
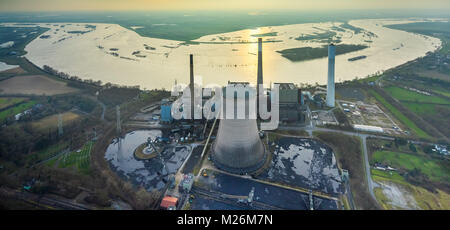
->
[[160, 100, 173, 123], [273, 83, 305, 123]]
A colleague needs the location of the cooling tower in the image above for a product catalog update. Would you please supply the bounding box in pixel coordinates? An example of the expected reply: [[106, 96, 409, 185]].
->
[[211, 85, 267, 174], [326, 44, 335, 107]]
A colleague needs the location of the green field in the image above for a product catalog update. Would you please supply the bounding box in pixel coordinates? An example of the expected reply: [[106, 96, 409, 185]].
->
[[0, 26, 49, 58], [371, 150, 449, 183], [384, 86, 450, 105], [372, 169, 450, 210], [0, 100, 36, 123], [277, 44, 368, 62], [0, 97, 26, 110], [402, 102, 438, 115], [432, 89, 450, 98], [369, 89, 430, 138], [371, 169, 406, 184], [56, 141, 93, 174], [27, 142, 69, 165]]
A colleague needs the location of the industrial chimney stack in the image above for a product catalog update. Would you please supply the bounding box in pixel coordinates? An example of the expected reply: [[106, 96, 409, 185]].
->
[[257, 38, 263, 117], [326, 44, 335, 107], [189, 54, 194, 119], [257, 38, 263, 87]]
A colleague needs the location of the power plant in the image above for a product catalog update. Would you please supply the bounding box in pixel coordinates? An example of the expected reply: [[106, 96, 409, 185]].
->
[[101, 37, 343, 212], [326, 44, 335, 107]]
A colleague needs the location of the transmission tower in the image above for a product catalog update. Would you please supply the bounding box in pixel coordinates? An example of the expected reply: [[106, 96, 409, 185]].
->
[[58, 113, 63, 136]]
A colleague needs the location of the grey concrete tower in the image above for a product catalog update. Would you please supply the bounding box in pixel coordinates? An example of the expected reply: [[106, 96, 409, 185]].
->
[[326, 44, 335, 107], [257, 38, 263, 118], [211, 84, 267, 174], [189, 54, 195, 119], [257, 38, 263, 86]]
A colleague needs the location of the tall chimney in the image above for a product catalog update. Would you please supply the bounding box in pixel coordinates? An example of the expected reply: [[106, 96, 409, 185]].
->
[[257, 38, 263, 87], [190, 54, 195, 119], [326, 44, 335, 107], [257, 38, 263, 118]]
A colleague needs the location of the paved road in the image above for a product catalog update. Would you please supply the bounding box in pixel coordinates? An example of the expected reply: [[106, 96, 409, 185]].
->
[[361, 135, 377, 201]]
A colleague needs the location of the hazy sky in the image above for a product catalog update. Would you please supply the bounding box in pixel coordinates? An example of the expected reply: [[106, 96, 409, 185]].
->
[[0, 0, 449, 12]]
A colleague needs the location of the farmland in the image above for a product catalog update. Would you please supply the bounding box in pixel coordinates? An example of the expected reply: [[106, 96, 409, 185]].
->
[[0, 100, 36, 123], [0, 97, 26, 110], [26, 142, 70, 165], [277, 44, 368, 62], [52, 141, 93, 174], [369, 89, 430, 139], [0, 75, 78, 96], [384, 86, 450, 105], [31, 111, 81, 132], [371, 150, 449, 183]]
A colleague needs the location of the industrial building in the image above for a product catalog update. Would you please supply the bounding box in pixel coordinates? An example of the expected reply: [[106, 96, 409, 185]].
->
[[160, 99, 173, 123], [353, 124, 384, 133], [160, 196, 178, 210], [273, 83, 305, 123]]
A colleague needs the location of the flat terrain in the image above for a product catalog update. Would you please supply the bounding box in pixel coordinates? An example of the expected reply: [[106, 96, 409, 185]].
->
[[369, 89, 430, 138], [47, 141, 93, 175], [384, 86, 450, 105], [372, 169, 450, 210], [0, 75, 78, 95], [0, 97, 26, 110], [31, 111, 80, 131], [277, 44, 368, 62], [0, 99, 35, 123], [0, 67, 26, 75], [371, 150, 449, 183]]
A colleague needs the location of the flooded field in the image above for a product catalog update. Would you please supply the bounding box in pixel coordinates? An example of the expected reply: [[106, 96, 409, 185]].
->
[[0, 62, 18, 72], [105, 130, 191, 191], [259, 137, 343, 195], [0, 18, 441, 89], [193, 170, 338, 210]]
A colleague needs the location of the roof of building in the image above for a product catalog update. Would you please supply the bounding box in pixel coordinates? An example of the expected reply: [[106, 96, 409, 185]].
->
[[274, 82, 296, 90], [160, 196, 178, 209], [353, 124, 384, 133]]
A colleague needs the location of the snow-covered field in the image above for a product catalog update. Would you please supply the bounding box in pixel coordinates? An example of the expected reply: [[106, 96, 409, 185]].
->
[[0, 18, 443, 89]]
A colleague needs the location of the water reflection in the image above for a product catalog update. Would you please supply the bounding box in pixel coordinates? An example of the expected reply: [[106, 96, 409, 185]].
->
[[105, 130, 191, 191]]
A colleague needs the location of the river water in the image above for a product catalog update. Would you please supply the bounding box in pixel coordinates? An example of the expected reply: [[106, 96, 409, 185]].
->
[[1, 18, 442, 89]]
